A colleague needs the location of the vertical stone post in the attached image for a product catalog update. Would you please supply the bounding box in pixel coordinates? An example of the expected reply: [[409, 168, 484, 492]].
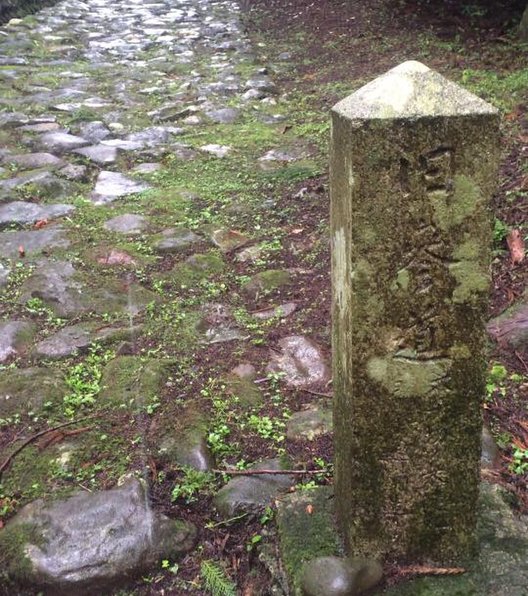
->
[[330, 61, 500, 562]]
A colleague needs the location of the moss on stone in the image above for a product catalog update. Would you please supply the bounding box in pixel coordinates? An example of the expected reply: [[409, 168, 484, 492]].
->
[[99, 356, 174, 408], [0, 522, 42, 583], [242, 269, 291, 299], [277, 486, 342, 595]]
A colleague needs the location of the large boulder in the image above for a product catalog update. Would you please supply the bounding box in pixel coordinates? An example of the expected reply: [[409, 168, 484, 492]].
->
[[0, 479, 196, 592]]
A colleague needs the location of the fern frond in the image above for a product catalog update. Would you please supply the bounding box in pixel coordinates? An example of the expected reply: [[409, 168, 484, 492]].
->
[[200, 560, 237, 596]]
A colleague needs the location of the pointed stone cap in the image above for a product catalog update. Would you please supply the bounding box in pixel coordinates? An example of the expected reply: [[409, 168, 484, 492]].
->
[[332, 60, 499, 120]]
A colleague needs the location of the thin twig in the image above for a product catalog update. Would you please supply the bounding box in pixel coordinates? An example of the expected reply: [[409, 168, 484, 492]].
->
[[299, 388, 333, 398], [214, 468, 329, 476], [0, 414, 101, 480], [514, 350, 528, 375], [398, 565, 466, 577]]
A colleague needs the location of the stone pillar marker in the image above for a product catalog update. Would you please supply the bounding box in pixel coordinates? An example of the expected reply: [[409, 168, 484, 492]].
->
[[330, 61, 500, 562]]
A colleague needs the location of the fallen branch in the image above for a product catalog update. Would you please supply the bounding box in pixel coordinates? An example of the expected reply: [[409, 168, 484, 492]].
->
[[299, 388, 333, 398], [0, 414, 100, 480], [214, 468, 330, 476], [37, 426, 93, 450], [398, 565, 466, 577]]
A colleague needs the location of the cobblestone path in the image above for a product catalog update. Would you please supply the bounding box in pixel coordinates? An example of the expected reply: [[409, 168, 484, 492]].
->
[[0, 0, 331, 592]]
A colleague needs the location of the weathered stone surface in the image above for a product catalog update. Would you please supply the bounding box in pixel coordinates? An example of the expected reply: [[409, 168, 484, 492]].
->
[[487, 296, 528, 350], [253, 302, 297, 320], [267, 336, 330, 387], [210, 227, 249, 252], [0, 201, 75, 228], [481, 426, 500, 471], [286, 404, 333, 441], [5, 152, 65, 169], [132, 162, 161, 174], [153, 227, 200, 253], [103, 213, 149, 235], [160, 428, 215, 472], [242, 269, 292, 300], [0, 170, 74, 199], [0, 320, 36, 362], [39, 131, 90, 154], [99, 356, 172, 408], [32, 323, 138, 360], [197, 303, 246, 344], [18, 260, 154, 318], [77, 120, 111, 143], [277, 486, 341, 596], [214, 458, 294, 517], [0, 226, 70, 258], [300, 557, 383, 596], [91, 171, 151, 205], [0, 367, 67, 416], [331, 61, 500, 561], [205, 107, 240, 123], [0, 479, 196, 591], [385, 483, 528, 595], [199, 143, 231, 158], [59, 164, 87, 181], [74, 143, 119, 165], [0, 263, 10, 288]]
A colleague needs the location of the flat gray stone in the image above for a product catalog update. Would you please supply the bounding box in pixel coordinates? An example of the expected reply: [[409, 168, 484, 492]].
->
[[0, 367, 67, 417], [77, 120, 111, 143], [286, 405, 333, 441], [0, 320, 36, 362], [0, 170, 74, 199], [100, 139, 144, 151], [267, 336, 330, 387], [32, 323, 139, 360], [1, 480, 196, 591], [301, 557, 383, 596], [103, 213, 149, 235], [199, 144, 232, 158], [5, 153, 65, 169], [160, 428, 215, 472], [74, 144, 119, 165], [0, 227, 70, 258], [91, 171, 151, 205], [205, 107, 240, 123], [126, 126, 179, 148], [214, 458, 295, 517], [0, 201, 75, 228], [132, 162, 161, 174], [39, 131, 90, 154], [253, 302, 297, 320], [487, 297, 528, 351], [59, 164, 87, 181], [18, 122, 62, 133], [0, 263, 10, 288], [18, 259, 154, 318], [0, 111, 29, 128], [154, 227, 200, 253], [198, 303, 246, 345]]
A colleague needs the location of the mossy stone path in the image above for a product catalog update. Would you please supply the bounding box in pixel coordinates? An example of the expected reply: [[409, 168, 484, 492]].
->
[[0, 0, 328, 592]]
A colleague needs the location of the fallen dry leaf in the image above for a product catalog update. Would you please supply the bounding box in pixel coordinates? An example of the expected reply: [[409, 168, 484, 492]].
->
[[306, 504, 314, 515], [34, 219, 48, 229], [507, 229, 525, 264]]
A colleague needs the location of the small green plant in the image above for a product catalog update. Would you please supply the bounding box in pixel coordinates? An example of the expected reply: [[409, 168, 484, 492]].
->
[[510, 447, 528, 475], [161, 559, 179, 575], [171, 467, 215, 503], [200, 560, 236, 596], [63, 345, 113, 416], [486, 362, 508, 400], [493, 219, 509, 244]]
